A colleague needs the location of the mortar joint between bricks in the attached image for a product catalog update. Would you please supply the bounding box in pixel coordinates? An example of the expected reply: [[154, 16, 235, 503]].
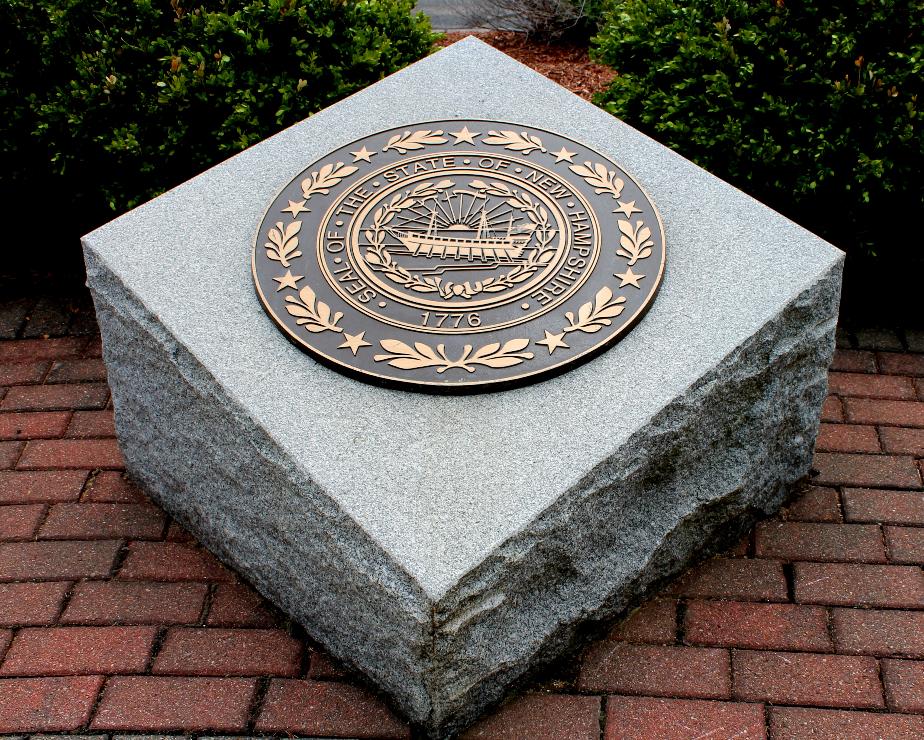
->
[[83, 673, 111, 732], [10, 436, 27, 469], [198, 582, 218, 625], [146, 624, 169, 673], [246, 676, 272, 733], [676, 599, 687, 645], [79, 468, 102, 501], [54, 579, 80, 625], [824, 605, 837, 653], [598, 694, 607, 740], [782, 562, 796, 603], [108, 538, 132, 578], [31, 501, 53, 540]]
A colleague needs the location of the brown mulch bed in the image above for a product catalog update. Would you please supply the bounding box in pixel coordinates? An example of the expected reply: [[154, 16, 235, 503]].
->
[[438, 31, 615, 100]]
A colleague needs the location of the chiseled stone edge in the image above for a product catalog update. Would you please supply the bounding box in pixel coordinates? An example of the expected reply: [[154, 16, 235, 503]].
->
[[424, 257, 843, 733], [83, 248, 436, 722]]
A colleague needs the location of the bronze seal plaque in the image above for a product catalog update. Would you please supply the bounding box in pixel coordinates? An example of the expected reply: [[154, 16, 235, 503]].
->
[[252, 121, 665, 391]]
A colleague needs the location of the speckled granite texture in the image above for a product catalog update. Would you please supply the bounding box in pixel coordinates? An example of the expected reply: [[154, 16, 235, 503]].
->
[[83, 38, 844, 737]]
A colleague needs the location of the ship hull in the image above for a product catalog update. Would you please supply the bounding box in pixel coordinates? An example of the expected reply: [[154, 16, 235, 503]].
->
[[392, 231, 530, 261]]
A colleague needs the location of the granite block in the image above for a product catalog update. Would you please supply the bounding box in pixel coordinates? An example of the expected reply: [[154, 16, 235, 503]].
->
[[83, 38, 843, 736]]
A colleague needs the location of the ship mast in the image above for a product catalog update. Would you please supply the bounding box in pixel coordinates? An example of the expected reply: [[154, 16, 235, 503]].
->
[[425, 200, 437, 238]]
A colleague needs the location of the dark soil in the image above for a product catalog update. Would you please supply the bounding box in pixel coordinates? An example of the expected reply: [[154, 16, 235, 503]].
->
[[438, 31, 615, 100]]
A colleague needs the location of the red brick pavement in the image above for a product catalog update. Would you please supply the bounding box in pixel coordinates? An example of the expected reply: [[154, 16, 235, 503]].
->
[[0, 319, 923, 737]]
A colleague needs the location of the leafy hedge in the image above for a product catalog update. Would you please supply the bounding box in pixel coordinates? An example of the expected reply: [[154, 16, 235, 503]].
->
[[592, 0, 922, 256], [0, 0, 435, 245]]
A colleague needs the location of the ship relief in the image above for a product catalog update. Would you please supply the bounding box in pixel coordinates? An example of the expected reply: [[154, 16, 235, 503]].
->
[[252, 121, 665, 391]]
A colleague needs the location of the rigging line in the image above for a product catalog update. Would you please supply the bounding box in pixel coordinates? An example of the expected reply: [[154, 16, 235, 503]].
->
[[397, 204, 434, 221], [398, 202, 448, 229], [394, 211, 435, 227], [480, 202, 517, 222], [431, 194, 454, 224], [461, 192, 479, 224]]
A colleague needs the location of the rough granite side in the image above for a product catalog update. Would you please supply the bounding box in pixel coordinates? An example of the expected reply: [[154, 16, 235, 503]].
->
[[83, 37, 845, 737], [427, 261, 841, 732]]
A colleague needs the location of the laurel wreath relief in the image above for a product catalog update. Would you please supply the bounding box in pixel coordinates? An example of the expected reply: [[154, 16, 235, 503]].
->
[[569, 161, 624, 200], [382, 130, 448, 154], [563, 286, 626, 334], [616, 219, 654, 265], [264, 221, 302, 268], [301, 162, 358, 200], [284, 286, 343, 333], [373, 338, 533, 373], [482, 130, 546, 155]]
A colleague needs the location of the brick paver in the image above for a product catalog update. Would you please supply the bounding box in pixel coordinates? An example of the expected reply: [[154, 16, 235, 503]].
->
[[733, 650, 884, 708], [39, 502, 165, 540], [1, 383, 109, 412], [0, 582, 70, 626], [0, 411, 71, 441], [843, 487, 924, 524], [118, 541, 234, 581], [0, 627, 156, 676], [0, 675, 103, 732], [205, 582, 277, 628], [755, 521, 887, 562], [0, 540, 121, 582], [832, 608, 924, 658], [607, 597, 676, 644], [827, 371, 917, 399], [794, 562, 924, 608], [885, 524, 924, 563], [813, 451, 921, 488], [462, 694, 601, 739], [0, 470, 87, 503], [61, 581, 209, 625], [91, 676, 256, 732], [669, 557, 788, 602], [0, 292, 922, 735], [17, 438, 124, 470], [684, 601, 831, 652], [153, 628, 302, 677], [783, 485, 841, 522], [882, 659, 924, 713], [604, 696, 766, 740], [769, 706, 924, 739], [577, 643, 731, 699], [255, 679, 409, 738], [815, 422, 880, 452], [880, 426, 924, 455]]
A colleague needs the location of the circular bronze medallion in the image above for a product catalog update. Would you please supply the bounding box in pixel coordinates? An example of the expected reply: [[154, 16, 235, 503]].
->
[[252, 121, 665, 392]]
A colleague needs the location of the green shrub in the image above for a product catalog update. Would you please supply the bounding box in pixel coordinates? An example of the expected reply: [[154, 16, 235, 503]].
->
[[0, 0, 436, 246], [592, 0, 922, 256]]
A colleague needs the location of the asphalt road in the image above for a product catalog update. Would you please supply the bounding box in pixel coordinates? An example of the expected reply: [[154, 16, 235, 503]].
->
[[414, 0, 481, 30]]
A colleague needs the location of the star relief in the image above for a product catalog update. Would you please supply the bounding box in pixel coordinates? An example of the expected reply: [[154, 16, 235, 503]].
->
[[339, 331, 372, 356], [615, 266, 644, 289], [273, 270, 303, 292], [350, 146, 376, 163], [281, 200, 309, 219], [551, 146, 576, 163], [536, 330, 569, 354], [614, 200, 642, 218], [449, 126, 479, 145]]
